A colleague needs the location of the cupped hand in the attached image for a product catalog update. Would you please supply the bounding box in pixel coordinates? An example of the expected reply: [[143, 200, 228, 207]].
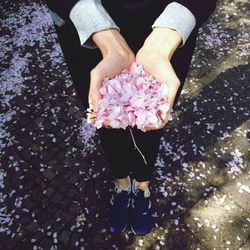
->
[[88, 29, 135, 127], [136, 27, 182, 131]]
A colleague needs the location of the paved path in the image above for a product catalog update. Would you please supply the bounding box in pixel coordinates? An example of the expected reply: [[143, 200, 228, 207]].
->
[[0, 0, 249, 249]]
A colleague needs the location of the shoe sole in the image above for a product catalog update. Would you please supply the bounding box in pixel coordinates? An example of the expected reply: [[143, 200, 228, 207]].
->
[[130, 223, 151, 236], [108, 222, 128, 234]]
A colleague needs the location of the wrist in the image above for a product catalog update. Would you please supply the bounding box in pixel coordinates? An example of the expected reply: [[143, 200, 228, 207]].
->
[[92, 29, 131, 57], [143, 27, 182, 60]]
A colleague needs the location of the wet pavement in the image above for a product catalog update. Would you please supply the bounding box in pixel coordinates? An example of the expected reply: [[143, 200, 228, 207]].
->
[[0, 0, 249, 249]]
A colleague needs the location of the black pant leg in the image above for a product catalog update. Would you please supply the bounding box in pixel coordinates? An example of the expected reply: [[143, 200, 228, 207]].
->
[[130, 128, 165, 182], [98, 128, 133, 179]]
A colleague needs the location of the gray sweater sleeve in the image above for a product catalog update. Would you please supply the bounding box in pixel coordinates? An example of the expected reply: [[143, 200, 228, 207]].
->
[[152, 2, 196, 47], [69, 0, 120, 49], [70, 1, 196, 49]]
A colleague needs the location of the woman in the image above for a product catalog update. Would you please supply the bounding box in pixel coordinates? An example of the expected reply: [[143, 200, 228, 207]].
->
[[46, 0, 217, 236]]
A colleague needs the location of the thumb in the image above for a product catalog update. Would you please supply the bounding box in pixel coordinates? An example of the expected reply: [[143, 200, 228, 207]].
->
[[89, 68, 103, 113], [165, 80, 180, 110]]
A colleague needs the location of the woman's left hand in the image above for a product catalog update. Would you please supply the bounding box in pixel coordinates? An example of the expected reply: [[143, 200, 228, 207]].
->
[[136, 27, 182, 131]]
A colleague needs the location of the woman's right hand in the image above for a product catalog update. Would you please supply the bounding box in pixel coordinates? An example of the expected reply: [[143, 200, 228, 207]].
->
[[88, 29, 135, 127]]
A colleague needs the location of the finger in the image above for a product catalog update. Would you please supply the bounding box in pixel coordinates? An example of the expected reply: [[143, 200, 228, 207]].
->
[[144, 125, 154, 131], [103, 120, 111, 128], [158, 101, 170, 121], [88, 94, 100, 113], [88, 98, 94, 113], [159, 111, 168, 123], [165, 82, 179, 110], [145, 124, 163, 131], [87, 112, 95, 123], [89, 65, 105, 112], [144, 121, 163, 131], [159, 111, 172, 129]]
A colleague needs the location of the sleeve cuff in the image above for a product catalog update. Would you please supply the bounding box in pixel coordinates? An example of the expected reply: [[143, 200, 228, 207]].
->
[[152, 2, 196, 47], [69, 0, 120, 49]]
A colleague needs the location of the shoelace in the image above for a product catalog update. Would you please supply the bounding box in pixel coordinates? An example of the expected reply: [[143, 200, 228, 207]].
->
[[134, 186, 151, 198], [143, 188, 151, 198], [114, 185, 123, 194]]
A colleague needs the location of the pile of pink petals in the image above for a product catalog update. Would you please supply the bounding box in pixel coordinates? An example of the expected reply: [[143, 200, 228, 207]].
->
[[88, 63, 172, 131]]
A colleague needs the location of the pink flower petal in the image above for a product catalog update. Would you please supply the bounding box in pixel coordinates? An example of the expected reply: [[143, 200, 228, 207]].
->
[[90, 64, 172, 130]]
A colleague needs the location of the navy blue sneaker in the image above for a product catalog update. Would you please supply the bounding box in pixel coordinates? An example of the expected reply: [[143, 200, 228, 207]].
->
[[130, 179, 153, 236], [107, 177, 131, 233]]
